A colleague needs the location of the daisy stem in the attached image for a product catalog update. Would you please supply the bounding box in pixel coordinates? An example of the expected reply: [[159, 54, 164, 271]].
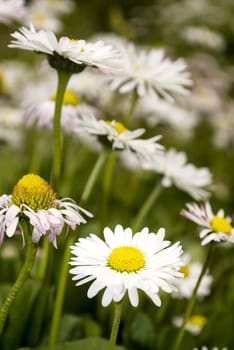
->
[[108, 301, 122, 350], [49, 149, 109, 345], [123, 91, 138, 125], [48, 232, 73, 346], [52, 70, 72, 191], [132, 181, 162, 232], [80, 149, 110, 204], [0, 225, 37, 335], [172, 244, 213, 350]]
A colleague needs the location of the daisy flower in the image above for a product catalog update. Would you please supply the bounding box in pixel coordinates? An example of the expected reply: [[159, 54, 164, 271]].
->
[[9, 24, 122, 73], [181, 202, 234, 246], [0, 174, 93, 247], [108, 42, 192, 100], [75, 111, 164, 163], [152, 148, 212, 200], [24, 88, 97, 135], [172, 253, 212, 299], [69, 224, 184, 307], [173, 314, 207, 335], [193, 347, 228, 350], [0, 0, 26, 25]]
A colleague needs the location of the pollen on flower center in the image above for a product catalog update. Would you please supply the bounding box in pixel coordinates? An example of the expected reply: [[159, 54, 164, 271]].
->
[[12, 174, 56, 210], [50, 89, 79, 106], [105, 120, 128, 134], [108, 246, 145, 272], [209, 216, 232, 234], [189, 315, 207, 327], [179, 264, 190, 277]]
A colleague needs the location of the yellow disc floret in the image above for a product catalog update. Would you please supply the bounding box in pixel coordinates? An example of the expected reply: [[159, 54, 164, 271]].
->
[[12, 174, 56, 211], [189, 315, 207, 327], [108, 246, 145, 273], [105, 121, 128, 134], [209, 216, 232, 234], [179, 265, 190, 278], [50, 89, 79, 106]]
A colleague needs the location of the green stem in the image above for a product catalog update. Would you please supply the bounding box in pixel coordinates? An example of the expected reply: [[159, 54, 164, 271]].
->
[[132, 182, 162, 232], [108, 302, 122, 350], [52, 70, 71, 190], [0, 229, 37, 335], [101, 152, 116, 229], [48, 233, 73, 346], [49, 149, 109, 346], [172, 244, 213, 350], [80, 149, 110, 205], [123, 91, 138, 125]]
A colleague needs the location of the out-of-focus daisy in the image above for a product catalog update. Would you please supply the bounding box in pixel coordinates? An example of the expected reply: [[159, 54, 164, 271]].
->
[[9, 24, 122, 73], [26, 0, 75, 32], [69, 225, 183, 307], [194, 347, 228, 350], [136, 94, 198, 138], [0, 174, 93, 247], [0, 105, 23, 147], [181, 202, 234, 246], [151, 148, 212, 200], [172, 253, 212, 299], [182, 26, 225, 51], [108, 42, 192, 100], [0, 0, 26, 25], [24, 88, 97, 135], [173, 314, 207, 335], [75, 112, 163, 163]]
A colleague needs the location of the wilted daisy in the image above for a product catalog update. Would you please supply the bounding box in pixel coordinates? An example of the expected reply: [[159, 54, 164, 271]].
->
[[9, 24, 122, 73], [108, 42, 192, 100], [172, 253, 212, 299], [173, 314, 207, 335], [0, 0, 26, 25], [181, 202, 234, 245], [152, 148, 212, 200], [75, 112, 163, 163], [0, 174, 93, 247], [69, 224, 183, 307]]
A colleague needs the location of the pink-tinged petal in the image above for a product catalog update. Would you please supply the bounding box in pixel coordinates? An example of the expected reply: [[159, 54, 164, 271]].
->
[[6, 217, 19, 237], [5, 205, 20, 225]]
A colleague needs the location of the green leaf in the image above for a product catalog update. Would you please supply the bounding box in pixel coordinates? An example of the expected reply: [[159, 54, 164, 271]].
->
[[17, 337, 125, 350], [0, 279, 41, 350], [124, 310, 155, 349]]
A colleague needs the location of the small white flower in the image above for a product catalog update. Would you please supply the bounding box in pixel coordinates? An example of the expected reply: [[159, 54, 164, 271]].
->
[[9, 24, 122, 73], [0, 0, 26, 25], [173, 314, 207, 335], [69, 224, 184, 307], [108, 42, 192, 100], [181, 202, 234, 246], [193, 347, 228, 350], [75, 112, 164, 163], [0, 174, 93, 247], [153, 148, 212, 200], [172, 253, 212, 299]]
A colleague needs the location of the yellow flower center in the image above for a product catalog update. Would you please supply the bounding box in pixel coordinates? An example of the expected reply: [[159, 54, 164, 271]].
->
[[209, 216, 232, 234], [12, 174, 56, 211], [135, 63, 142, 71], [179, 265, 190, 277], [108, 246, 145, 272], [189, 315, 207, 327], [105, 121, 128, 134], [50, 89, 80, 106], [31, 13, 46, 24]]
